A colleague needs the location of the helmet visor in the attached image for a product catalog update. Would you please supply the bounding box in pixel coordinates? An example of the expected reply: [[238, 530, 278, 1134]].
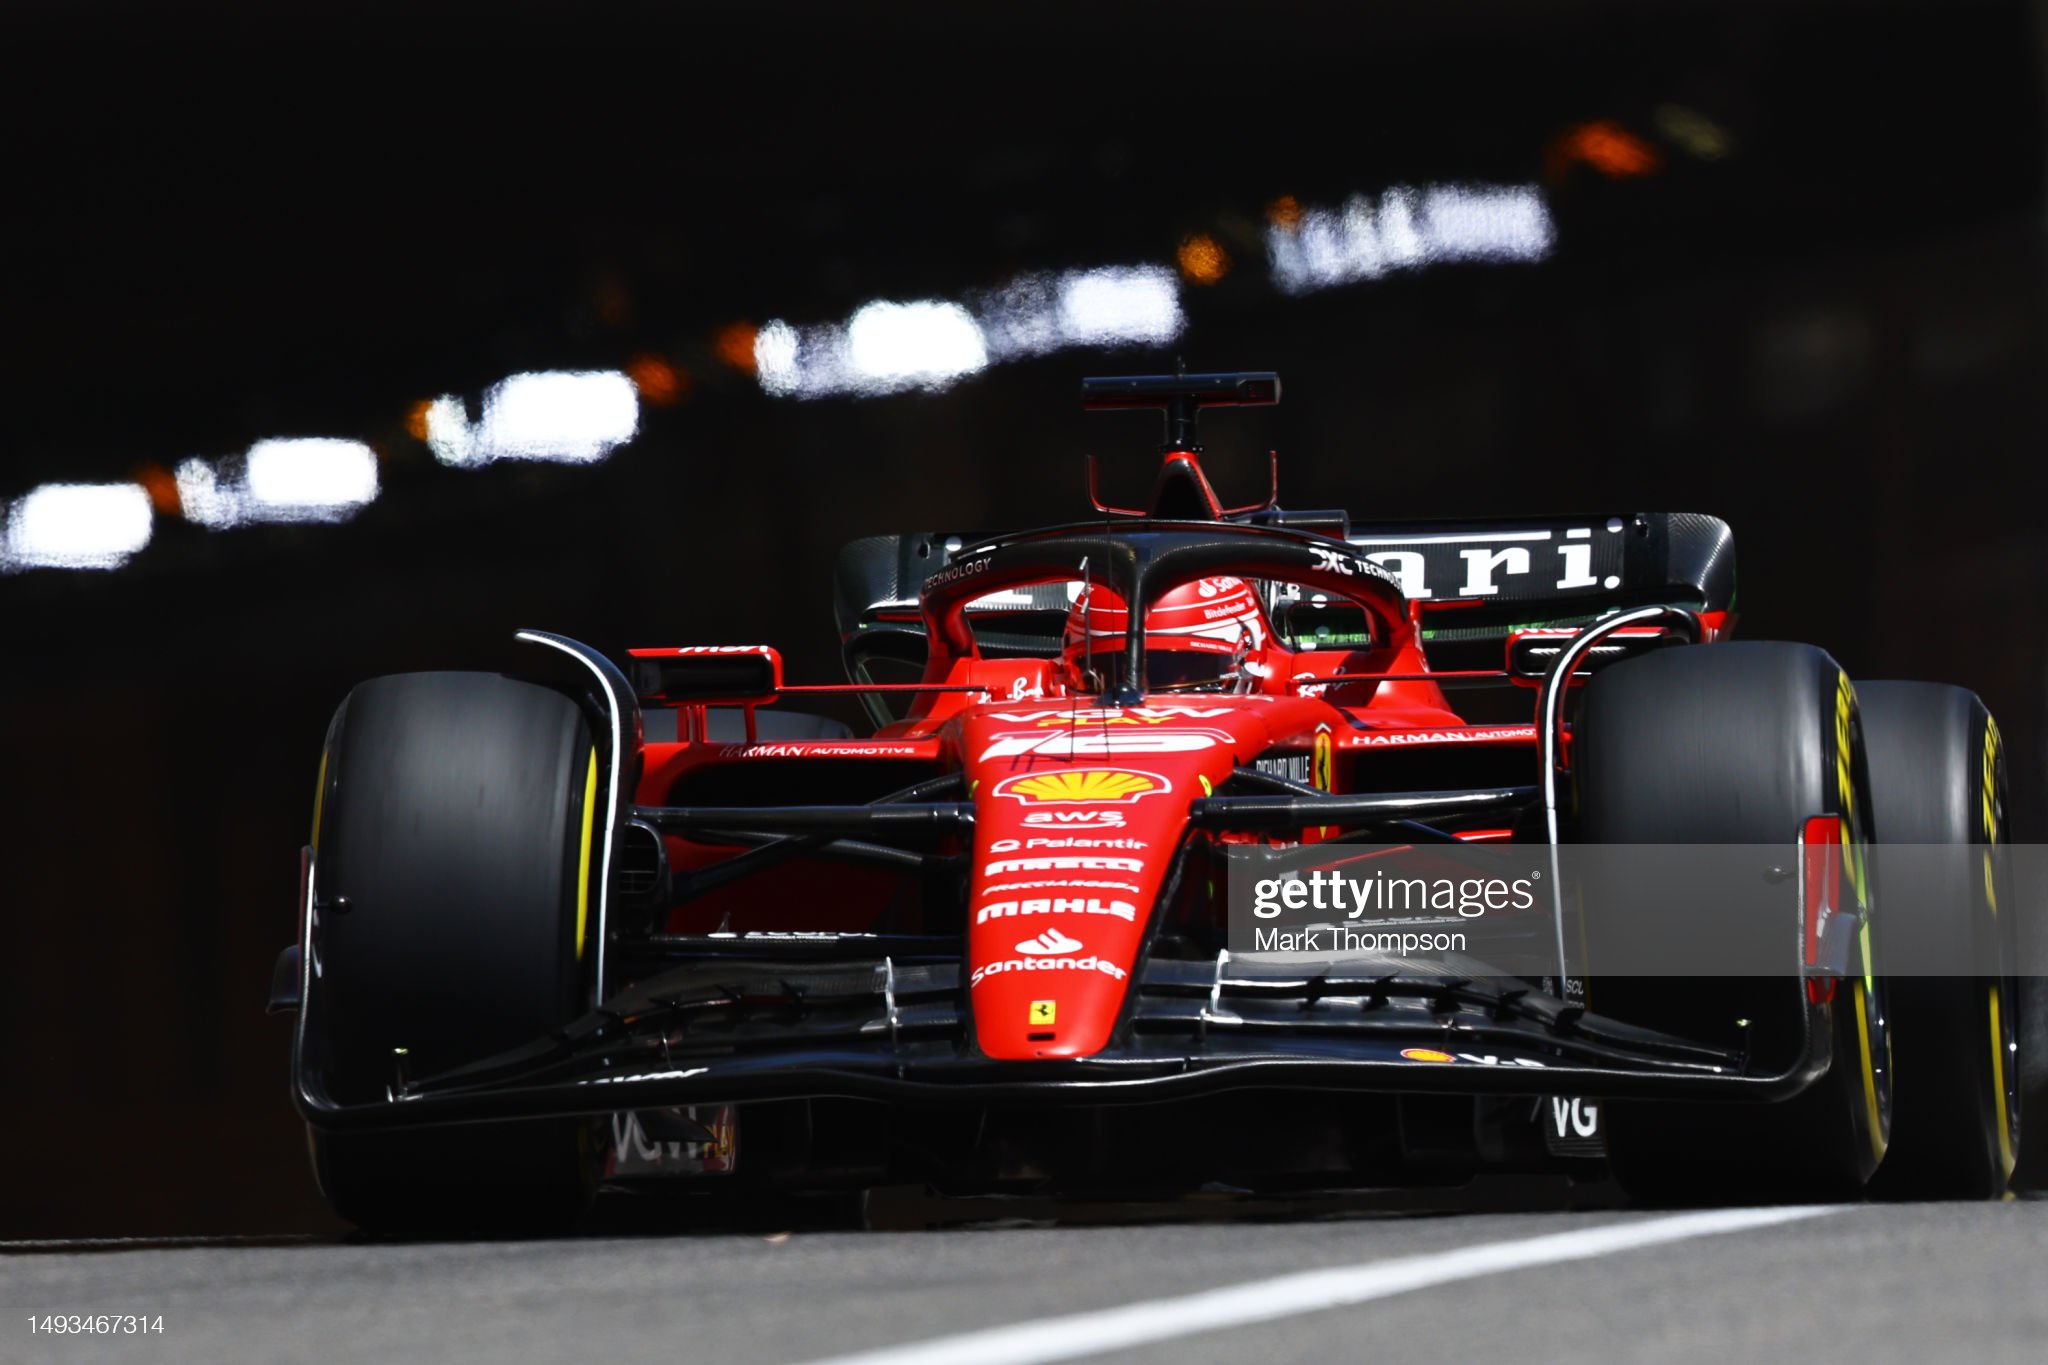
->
[[1145, 645, 1237, 692]]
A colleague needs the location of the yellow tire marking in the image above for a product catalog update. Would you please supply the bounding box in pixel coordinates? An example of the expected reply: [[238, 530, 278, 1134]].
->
[[1981, 718, 2014, 1178], [310, 749, 329, 855], [1983, 717, 2002, 917], [1991, 981, 2016, 1179], [576, 750, 598, 960], [1853, 977, 1887, 1165]]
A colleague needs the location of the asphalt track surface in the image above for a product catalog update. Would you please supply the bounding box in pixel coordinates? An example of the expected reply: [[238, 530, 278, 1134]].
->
[[8, 1190, 2048, 1364]]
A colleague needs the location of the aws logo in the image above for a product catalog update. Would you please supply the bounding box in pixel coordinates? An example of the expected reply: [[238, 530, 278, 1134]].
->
[[991, 769, 1169, 804]]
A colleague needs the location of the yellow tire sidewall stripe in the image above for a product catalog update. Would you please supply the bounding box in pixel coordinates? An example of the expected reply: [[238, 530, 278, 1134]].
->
[[576, 749, 598, 960], [1853, 977, 1887, 1165], [1991, 981, 2016, 1179], [310, 749, 329, 855]]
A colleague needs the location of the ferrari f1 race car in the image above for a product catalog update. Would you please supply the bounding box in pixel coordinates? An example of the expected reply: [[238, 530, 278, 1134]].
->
[[272, 371, 2024, 1233]]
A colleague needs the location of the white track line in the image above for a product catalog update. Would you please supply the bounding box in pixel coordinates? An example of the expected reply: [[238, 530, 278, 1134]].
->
[[808, 1205, 1842, 1365]]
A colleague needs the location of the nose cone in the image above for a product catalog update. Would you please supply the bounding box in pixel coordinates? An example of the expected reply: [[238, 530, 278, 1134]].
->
[[972, 907, 1145, 1059], [961, 705, 1256, 1059]]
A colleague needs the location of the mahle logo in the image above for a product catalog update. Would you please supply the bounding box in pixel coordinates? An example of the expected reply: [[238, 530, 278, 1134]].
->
[[992, 769, 1168, 804]]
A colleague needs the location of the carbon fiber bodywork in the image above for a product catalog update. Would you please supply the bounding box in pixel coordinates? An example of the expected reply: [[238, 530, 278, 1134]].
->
[[293, 948, 1833, 1133]]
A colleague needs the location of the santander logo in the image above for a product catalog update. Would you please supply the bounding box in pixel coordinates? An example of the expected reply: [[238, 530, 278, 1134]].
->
[[1015, 928, 1084, 957]]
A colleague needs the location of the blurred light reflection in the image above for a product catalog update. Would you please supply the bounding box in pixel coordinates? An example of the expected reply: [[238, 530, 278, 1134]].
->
[[715, 322, 761, 373], [1050, 266, 1184, 347], [626, 354, 688, 407], [1267, 184, 1555, 295], [976, 266, 1187, 361], [177, 438, 380, 528], [247, 439, 379, 511], [1550, 121, 1661, 179], [756, 263, 1186, 399], [1177, 233, 1231, 285], [427, 370, 640, 466], [755, 302, 990, 400], [2, 482, 154, 570], [1654, 105, 1733, 161], [845, 300, 988, 388]]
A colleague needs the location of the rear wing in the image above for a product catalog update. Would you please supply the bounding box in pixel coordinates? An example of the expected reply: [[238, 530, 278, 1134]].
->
[[833, 514, 1735, 699], [1345, 513, 1734, 662]]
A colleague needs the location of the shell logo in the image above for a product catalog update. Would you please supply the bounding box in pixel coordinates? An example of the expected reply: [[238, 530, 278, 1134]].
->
[[992, 768, 1169, 805], [1400, 1048, 1456, 1064]]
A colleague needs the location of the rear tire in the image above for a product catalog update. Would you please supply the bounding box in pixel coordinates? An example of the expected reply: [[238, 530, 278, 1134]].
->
[[1577, 642, 1890, 1205], [302, 671, 603, 1236], [1859, 682, 2016, 1199]]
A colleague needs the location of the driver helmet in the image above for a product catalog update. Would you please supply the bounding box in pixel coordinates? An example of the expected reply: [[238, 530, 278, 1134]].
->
[[1062, 575, 1272, 692]]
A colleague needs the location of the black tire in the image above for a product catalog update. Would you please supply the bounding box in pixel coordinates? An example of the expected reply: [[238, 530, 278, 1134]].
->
[[303, 671, 603, 1236], [2017, 974, 2048, 1191], [1577, 642, 1891, 1205], [1858, 682, 2016, 1199]]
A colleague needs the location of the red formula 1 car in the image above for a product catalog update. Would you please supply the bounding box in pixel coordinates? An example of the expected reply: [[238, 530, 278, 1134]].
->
[[272, 371, 2021, 1233]]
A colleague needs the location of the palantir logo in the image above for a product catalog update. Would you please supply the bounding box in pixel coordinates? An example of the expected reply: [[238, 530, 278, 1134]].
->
[[1015, 928, 1084, 957]]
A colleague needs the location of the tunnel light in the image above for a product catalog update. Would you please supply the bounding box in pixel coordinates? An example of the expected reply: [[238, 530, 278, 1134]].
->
[[756, 263, 1187, 399], [174, 459, 235, 529], [973, 275, 1062, 362], [1177, 233, 1231, 285], [476, 370, 640, 463], [978, 267, 1185, 362], [245, 439, 379, 513], [626, 353, 687, 407], [1552, 121, 1661, 178], [1420, 185, 1559, 261], [845, 300, 988, 389], [176, 438, 379, 529], [425, 371, 641, 466], [1052, 266, 1184, 347], [423, 396, 480, 467], [753, 321, 805, 397], [1268, 184, 1556, 295], [2, 482, 154, 570], [754, 304, 990, 400]]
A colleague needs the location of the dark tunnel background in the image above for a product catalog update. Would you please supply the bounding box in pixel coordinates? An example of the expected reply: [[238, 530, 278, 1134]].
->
[[3, 0, 2045, 1234]]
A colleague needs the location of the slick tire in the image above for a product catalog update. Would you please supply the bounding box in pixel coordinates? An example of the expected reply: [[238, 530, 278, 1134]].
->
[[2017, 975, 2048, 1191], [1578, 642, 1891, 1205], [1858, 683, 2017, 1199], [302, 671, 602, 1237]]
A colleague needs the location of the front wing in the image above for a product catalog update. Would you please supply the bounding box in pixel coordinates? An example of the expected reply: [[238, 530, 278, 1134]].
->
[[291, 947, 1833, 1132]]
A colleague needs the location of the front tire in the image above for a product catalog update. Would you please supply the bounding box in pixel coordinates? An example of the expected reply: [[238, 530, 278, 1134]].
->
[[1576, 642, 1890, 1205], [302, 671, 603, 1236]]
